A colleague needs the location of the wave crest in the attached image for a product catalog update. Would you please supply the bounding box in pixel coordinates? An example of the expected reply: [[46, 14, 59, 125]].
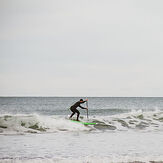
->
[[0, 110, 163, 134]]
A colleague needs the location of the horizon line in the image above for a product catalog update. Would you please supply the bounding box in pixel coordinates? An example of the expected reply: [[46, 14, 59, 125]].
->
[[0, 96, 163, 98]]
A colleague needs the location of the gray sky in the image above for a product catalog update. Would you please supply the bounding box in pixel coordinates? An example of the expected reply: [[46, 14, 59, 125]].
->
[[0, 0, 163, 97]]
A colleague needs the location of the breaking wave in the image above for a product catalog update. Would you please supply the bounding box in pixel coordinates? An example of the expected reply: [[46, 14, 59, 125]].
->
[[1, 156, 163, 163], [0, 109, 163, 134]]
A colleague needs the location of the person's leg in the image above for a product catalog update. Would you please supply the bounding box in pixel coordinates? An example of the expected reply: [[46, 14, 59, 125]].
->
[[76, 109, 80, 121], [69, 107, 76, 119], [69, 112, 75, 119]]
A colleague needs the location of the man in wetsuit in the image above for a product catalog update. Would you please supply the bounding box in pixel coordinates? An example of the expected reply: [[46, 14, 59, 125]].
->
[[69, 99, 88, 121]]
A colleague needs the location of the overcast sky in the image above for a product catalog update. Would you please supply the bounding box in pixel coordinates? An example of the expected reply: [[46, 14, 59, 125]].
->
[[0, 0, 163, 97]]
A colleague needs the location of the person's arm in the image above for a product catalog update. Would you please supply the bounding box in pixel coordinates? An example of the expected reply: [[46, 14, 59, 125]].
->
[[79, 105, 87, 109]]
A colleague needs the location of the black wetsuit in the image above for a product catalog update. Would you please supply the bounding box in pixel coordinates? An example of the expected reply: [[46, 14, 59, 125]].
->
[[69, 101, 86, 121]]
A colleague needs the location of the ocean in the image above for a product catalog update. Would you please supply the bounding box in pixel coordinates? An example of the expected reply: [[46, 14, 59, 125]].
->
[[0, 97, 163, 163]]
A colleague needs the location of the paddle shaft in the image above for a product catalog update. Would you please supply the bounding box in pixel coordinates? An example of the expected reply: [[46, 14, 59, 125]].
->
[[86, 100, 89, 119]]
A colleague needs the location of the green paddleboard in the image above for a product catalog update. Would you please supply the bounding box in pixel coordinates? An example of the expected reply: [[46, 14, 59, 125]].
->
[[70, 120, 96, 125]]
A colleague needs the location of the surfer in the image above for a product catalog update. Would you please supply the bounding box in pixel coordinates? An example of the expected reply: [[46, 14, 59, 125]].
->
[[69, 99, 88, 121]]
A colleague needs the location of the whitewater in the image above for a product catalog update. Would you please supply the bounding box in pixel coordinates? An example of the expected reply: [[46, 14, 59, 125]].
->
[[0, 97, 163, 163]]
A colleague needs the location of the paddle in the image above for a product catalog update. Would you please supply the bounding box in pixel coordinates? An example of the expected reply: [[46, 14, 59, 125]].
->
[[86, 98, 89, 119]]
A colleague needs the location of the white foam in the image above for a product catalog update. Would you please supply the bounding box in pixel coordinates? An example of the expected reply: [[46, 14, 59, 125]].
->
[[0, 110, 163, 134], [0, 114, 91, 134], [1, 156, 163, 163]]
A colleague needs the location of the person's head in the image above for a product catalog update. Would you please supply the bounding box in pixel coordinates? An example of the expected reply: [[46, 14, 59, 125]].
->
[[80, 99, 84, 102]]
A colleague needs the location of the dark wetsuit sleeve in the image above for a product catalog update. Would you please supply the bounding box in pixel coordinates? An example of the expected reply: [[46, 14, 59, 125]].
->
[[79, 105, 86, 109]]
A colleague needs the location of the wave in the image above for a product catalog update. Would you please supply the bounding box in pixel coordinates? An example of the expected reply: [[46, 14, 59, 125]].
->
[[0, 156, 163, 163], [0, 113, 90, 134], [0, 110, 163, 134], [92, 109, 163, 131]]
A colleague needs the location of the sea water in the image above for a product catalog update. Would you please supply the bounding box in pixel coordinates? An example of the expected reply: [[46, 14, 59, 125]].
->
[[0, 97, 163, 163]]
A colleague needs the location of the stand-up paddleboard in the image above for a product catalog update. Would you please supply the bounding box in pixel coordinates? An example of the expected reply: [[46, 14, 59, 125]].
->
[[70, 119, 96, 125]]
